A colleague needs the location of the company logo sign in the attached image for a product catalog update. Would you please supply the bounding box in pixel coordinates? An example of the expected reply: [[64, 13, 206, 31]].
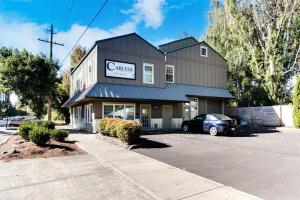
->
[[105, 60, 135, 79]]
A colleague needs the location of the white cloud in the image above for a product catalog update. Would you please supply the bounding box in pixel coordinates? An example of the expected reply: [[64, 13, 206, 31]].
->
[[0, 16, 137, 71], [122, 0, 166, 29], [0, 0, 167, 71]]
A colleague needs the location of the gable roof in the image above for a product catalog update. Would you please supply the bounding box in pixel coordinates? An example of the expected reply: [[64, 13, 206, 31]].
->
[[158, 37, 199, 53], [71, 33, 164, 75]]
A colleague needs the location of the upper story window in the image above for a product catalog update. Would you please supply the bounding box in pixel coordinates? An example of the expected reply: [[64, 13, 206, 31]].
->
[[87, 62, 93, 87], [200, 46, 208, 57], [74, 72, 82, 93], [143, 63, 154, 84], [165, 65, 175, 83]]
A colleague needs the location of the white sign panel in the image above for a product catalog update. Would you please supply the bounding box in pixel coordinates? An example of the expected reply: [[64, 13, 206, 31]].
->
[[105, 60, 135, 79]]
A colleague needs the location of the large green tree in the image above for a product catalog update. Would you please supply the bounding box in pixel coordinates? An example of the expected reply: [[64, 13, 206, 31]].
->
[[293, 76, 300, 127], [204, 0, 300, 106], [53, 71, 71, 123], [0, 48, 59, 119], [70, 45, 87, 68]]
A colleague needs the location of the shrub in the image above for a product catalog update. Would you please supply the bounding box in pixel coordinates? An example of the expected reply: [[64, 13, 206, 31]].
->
[[29, 127, 50, 146], [38, 120, 55, 130], [50, 129, 68, 141], [293, 76, 300, 128], [116, 120, 141, 144], [18, 121, 35, 140], [99, 118, 108, 135], [98, 118, 141, 144]]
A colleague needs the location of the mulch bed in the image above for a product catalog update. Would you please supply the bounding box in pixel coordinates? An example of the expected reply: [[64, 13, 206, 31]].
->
[[0, 135, 86, 162]]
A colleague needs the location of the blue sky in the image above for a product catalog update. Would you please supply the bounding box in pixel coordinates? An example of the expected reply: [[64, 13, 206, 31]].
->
[[0, 0, 211, 69]]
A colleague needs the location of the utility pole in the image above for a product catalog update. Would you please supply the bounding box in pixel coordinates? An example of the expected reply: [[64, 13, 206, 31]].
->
[[38, 23, 64, 121]]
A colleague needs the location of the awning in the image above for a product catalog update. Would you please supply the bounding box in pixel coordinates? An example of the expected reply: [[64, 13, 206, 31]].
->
[[63, 83, 233, 107]]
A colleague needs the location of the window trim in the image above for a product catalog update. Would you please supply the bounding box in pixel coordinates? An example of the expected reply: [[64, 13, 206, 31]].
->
[[143, 63, 154, 84], [75, 106, 82, 120], [102, 103, 136, 120], [85, 104, 93, 123], [165, 65, 175, 83], [87, 61, 93, 87], [200, 46, 208, 57]]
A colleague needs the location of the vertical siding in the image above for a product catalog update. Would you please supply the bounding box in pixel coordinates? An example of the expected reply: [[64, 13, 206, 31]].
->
[[166, 43, 227, 89], [96, 34, 165, 88]]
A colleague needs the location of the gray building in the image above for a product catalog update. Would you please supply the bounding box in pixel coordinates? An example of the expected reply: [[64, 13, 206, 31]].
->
[[63, 33, 232, 133], [0, 93, 9, 103]]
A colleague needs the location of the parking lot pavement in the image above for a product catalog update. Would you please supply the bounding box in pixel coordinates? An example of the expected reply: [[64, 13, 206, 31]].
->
[[133, 127, 300, 200]]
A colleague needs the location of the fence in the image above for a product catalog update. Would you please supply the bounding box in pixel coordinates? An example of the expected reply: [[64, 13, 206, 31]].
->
[[226, 105, 293, 127]]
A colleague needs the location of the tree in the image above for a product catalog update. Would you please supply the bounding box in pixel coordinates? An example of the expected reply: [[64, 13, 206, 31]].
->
[[293, 76, 300, 128], [204, 0, 300, 106], [70, 45, 87, 68], [53, 71, 71, 123], [0, 48, 59, 119]]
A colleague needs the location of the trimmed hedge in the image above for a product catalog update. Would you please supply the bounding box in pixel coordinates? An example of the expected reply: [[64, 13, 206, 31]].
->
[[29, 127, 50, 146], [50, 129, 68, 141], [293, 76, 300, 128], [98, 118, 141, 144]]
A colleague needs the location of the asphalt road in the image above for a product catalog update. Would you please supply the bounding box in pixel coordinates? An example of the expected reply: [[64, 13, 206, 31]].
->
[[133, 127, 300, 200]]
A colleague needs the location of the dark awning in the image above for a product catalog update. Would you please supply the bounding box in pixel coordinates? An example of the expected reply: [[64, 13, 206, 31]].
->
[[63, 83, 233, 107]]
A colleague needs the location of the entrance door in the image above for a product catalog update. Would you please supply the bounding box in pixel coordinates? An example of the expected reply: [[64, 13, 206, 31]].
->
[[162, 105, 172, 129], [141, 105, 151, 128]]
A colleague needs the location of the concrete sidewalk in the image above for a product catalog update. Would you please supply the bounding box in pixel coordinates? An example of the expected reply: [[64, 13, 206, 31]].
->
[[70, 133, 263, 200]]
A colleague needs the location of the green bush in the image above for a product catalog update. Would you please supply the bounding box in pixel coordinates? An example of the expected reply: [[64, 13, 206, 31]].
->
[[50, 129, 68, 141], [29, 127, 50, 146], [18, 121, 35, 140], [37, 120, 55, 130], [293, 76, 300, 128], [116, 120, 141, 144], [98, 118, 141, 144], [99, 118, 107, 135]]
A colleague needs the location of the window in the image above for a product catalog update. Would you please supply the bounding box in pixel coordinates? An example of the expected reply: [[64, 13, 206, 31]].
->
[[143, 63, 154, 84], [103, 104, 135, 120], [75, 107, 82, 119], [85, 104, 93, 123], [87, 62, 93, 87], [165, 65, 175, 83], [200, 46, 208, 57]]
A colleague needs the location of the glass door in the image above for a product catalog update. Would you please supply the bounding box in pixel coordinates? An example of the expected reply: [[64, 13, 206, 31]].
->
[[141, 105, 151, 128]]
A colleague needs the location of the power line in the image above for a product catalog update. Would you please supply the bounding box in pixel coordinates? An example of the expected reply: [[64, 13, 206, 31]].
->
[[59, 0, 76, 43], [61, 0, 109, 66]]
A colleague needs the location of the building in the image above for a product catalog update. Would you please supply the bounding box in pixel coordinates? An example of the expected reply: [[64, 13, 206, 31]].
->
[[63, 33, 233, 133], [0, 93, 9, 103]]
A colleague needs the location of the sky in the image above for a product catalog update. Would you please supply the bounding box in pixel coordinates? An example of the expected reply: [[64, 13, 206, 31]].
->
[[0, 0, 211, 71]]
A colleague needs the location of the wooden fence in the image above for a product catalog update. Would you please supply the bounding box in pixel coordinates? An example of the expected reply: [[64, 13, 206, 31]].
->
[[226, 105, 293, 127]]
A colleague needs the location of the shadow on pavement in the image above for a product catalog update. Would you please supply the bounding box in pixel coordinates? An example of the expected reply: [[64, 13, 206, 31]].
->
[[132, 137, 171, 149]]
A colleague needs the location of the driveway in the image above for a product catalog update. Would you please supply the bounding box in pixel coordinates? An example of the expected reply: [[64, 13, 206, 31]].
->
[[133, 127, 300, 200]]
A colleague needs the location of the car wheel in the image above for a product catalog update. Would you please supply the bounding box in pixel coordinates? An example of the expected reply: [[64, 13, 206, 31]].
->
[[182, 124, 189, 132], [209, 126, 218, 136]]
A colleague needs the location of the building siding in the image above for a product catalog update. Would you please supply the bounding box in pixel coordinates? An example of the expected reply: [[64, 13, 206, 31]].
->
[[166, 43, 227, 88]]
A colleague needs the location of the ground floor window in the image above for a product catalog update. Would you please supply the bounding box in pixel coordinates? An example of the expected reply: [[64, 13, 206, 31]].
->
[[103, 103, 135, 120], [85, 104, 93, 123], [75, 106, 82, 119]]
